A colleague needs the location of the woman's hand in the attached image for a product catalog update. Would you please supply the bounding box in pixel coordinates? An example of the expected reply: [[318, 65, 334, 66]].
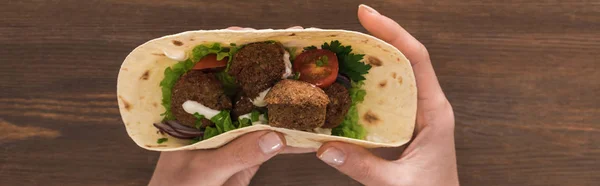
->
[[316, 5, 459, 186], [148, 131, 286, 186]]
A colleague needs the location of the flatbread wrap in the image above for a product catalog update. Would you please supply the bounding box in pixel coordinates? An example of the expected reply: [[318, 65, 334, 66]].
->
[[117, 29, 417, 151]]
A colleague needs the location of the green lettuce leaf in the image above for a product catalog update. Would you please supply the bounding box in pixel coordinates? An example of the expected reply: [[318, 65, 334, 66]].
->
[[203, 110, 253, 140], [157, 138, 168, 144], [215, 71, 238, 96], [210, 110, 235, 133], [332, 81, 367, 139], [191, 43, 228, 62], [250, 110, 260, 122], [238, 118, 252, 128], [203, 126, 219, 140], [193, 112, 205, 129]]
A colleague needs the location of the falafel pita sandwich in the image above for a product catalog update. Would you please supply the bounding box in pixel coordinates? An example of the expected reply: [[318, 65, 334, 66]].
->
[[117, 29, 416, 151]]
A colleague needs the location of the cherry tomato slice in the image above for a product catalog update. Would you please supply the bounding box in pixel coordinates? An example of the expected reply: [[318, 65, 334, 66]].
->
[[192, 54, 228, 70], [293, 49, 339, 88]]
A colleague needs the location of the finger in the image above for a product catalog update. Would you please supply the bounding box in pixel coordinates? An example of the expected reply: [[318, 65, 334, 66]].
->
[[358, 4, 450, 132], [318, 142, 396, 186], [226, 26, 255, 30], [226, 26, 244, 30], [204, 131, 285, 178], [286, 26, 303, 29], [223, 165, 260, 186]]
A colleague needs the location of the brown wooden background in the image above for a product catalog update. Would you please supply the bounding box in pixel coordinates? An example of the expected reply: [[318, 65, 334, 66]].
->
[[1, 0, 599, 185]]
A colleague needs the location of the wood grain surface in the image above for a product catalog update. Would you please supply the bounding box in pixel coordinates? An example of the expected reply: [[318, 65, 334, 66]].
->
[[1, 0, 599, 185]]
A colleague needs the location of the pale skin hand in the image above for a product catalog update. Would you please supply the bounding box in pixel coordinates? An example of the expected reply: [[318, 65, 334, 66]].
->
[[315, 5, 459, 186], [149, 5, 458, 185], [148, 131, 287, 186]]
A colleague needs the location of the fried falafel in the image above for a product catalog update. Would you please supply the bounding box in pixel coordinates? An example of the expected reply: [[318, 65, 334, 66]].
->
[[171, 71, 232, 127], [264, 79, 329, 130]]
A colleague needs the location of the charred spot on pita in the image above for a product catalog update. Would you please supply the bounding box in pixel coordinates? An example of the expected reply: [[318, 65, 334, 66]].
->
[[363, 110, 380, 125], [140, 70, 150, 80], [172, 40, 183, 46], [379, 80, 387, 88], [368, 56, 382, 67], [119, 96, 131, 111]]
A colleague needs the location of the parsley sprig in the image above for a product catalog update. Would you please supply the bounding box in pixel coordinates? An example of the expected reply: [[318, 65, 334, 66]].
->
[[322, 41, 371, 82], [305, 40, 372, 82]]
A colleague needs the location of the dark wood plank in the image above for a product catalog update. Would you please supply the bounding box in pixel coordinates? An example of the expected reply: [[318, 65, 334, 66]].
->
[[1, 0, 599, 186]]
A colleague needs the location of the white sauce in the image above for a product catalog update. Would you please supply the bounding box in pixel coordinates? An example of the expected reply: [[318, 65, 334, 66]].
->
[[259, 114, 267, 123], [282, 51, 293, 79], [239, 113, 267, 124], [252, 114, 268, 125], [182, 100, 220, 119], [251, 88, 271, 107], [162, 48, 187, 61], [313, 127, 332, 135], [238, 113, 251, 120]]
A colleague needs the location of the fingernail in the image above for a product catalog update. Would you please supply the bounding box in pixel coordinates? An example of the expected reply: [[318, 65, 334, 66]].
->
[[259, 132, 283, 154], [359, 4, 380, 15], [318, 147, 346, 166]]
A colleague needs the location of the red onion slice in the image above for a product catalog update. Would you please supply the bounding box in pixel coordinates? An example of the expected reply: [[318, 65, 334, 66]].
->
[[164, 121, 204, 136], [335, 74, 351, 89], [153, 122, 198, 139]]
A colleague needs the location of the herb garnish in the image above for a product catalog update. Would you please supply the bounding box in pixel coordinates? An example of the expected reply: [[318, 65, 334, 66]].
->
[[321, 41, 371, 82], [157, 138, 168, 144]]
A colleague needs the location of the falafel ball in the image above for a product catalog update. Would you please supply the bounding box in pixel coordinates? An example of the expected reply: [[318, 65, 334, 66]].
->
[[232, 92, 255, 118], [264, 80, 329, 130], [228, 42, 286, 98], [322, 83, 352, 128], [171, 71, 232, 127]]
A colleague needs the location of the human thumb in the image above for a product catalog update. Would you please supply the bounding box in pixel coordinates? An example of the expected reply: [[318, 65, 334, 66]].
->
[[208, 131, 286, 178], [317, 142, 396, 186]]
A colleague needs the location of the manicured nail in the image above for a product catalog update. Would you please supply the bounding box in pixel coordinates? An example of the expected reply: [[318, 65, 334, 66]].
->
[[259, 132, 283, 154], [318, 147, 346, 166], [359, 4, 380, 15]]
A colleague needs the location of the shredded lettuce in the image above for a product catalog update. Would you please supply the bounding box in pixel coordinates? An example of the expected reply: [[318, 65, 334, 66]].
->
[[203, 110, 253, 140], [250, 110, 260, 122], [215, 71, 238, 96], [332, 81, 367, 139], [193, 113, 205, 129], [238, 118, 252, 128], [191, 43, 228, 62], [159, 43, 239, 121], [157, 138, 168, 144]]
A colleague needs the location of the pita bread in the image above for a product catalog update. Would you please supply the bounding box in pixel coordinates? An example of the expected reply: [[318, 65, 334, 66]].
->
[[117, 29, 416, 151]]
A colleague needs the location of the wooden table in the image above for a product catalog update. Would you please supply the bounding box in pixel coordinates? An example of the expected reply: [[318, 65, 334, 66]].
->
[[1, 0, 598, 185]]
